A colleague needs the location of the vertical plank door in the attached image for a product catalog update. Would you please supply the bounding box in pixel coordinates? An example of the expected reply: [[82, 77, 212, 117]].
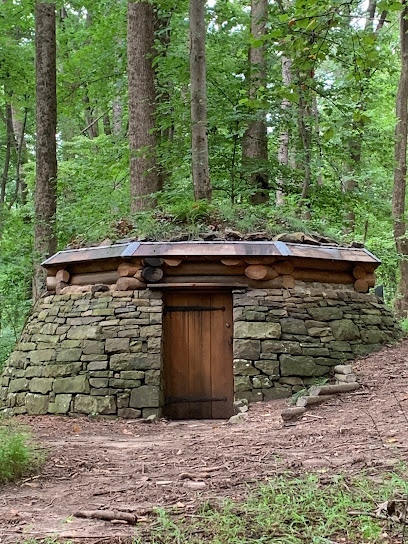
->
[[163, 291, 234, 419]]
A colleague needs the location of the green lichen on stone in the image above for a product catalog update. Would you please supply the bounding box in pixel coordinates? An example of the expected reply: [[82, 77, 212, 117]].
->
[[130, 386, 160, 408], [53, 375, 90, 394], [25, 393, 49, 415], [330, 319, 360, 341], [234, 321, 281, 340]]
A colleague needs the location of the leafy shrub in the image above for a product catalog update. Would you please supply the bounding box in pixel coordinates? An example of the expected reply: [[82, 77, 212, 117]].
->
[[0, 424, 43, 484]]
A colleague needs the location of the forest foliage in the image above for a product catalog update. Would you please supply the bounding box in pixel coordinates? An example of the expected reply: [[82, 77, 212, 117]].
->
[[0, 0, 405, 364]]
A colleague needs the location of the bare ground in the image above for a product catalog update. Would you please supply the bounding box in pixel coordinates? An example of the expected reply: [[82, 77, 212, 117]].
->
[[2, 340, 408, 543]]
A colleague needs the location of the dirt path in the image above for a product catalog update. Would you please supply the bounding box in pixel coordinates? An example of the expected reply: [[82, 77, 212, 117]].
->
[[2, 340, 408, 543]]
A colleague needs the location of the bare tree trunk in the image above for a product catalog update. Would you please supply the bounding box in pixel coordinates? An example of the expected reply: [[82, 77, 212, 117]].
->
[[189, 0, 212, 201], [0, 103, 13, 206], [155, 9, 174, 192], [127, 0, 158, 212], [276, 55, 292, 206], [112, 0, 124, 138], [34, 2, 57, 299], [112, 98, 123, 136], [11, 104, 28, 204], [297, 89, 312, 219], [392, 0, 408, 317], [312, 94, 323, 187], [242, 0, 268, 204], [83, 94, 99, 139], [103, 113, 111, 135]]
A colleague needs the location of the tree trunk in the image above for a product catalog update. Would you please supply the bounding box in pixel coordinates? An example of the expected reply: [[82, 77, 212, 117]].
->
[[112, 98, 123, 136], [127, 0, 159, 211], [0, 103, 13, 206], [83, 94, 99, 139], [11, 104, 28, 205], [189, 0, 212, 201], [103, 113, 112, 135], [297, 87, 312, 219], [392, 0, 408, 317], [242, 0, 268, 204], [155, 9, 174, 192], [276, 55, 292, 206], [34, 2, 57, 299]]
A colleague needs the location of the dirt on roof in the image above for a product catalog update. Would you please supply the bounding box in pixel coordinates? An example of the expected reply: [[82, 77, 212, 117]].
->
[[2, 339, 408, 542]]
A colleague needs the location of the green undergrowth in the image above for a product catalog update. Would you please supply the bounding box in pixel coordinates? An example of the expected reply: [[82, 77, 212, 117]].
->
[[134, 472, 408, 544], [0, 421, 44, 484]]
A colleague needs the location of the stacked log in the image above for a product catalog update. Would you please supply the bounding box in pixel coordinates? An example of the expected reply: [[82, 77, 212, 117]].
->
[[293, 269, 354, 284], [44, 254, 377, 293], [114, 258, 165, 290], [245, 265, 279, 281], [117, 263, 141, 277], [115, 277, 146, 291], [352, 264, 376, 293]]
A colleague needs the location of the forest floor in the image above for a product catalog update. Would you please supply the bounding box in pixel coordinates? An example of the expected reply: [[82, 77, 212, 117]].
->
[[2, 341, 408, 543]]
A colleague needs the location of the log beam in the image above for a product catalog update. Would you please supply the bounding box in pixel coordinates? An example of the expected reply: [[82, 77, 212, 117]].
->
[[293, 269, 354, 284], [70, 271, 119, 286], [164, 258, 183, 267], [354, 279, 369, 293], [115, 277, 146, 291], [245, 265, 279, 281], [117, 263, 142, 277], [56, 269, 70, 283]]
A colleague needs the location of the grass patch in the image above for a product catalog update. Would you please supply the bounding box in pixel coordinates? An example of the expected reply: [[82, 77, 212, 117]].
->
[[134, 472, 408, 543], [0, 422, 44, 484]]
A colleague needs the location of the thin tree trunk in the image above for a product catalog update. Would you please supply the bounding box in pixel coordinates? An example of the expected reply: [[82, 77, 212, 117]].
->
[[297, 90, 312, 219], [127, 0, 158, 211], [0, 103, 13, 205], [83, 94, 99, 139], [11, 104, 28, 204], [242, 0, 268, 204], [112, 98, 123, 136], [155, 9, 174, 192], [392, 0, 408, 317], [189, 0, 212, 201], [276, 55, 292, 206], [313, 94, 323, 187], [34, 2, 57, 299], [103, 113, 112, 135], [112, 0, 124, 138]]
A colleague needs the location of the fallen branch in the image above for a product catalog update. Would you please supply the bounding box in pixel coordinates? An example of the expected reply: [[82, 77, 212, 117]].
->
[[296, 394, 334, 408], [74, 510, 137, 525], [309, 383, 360, 396]]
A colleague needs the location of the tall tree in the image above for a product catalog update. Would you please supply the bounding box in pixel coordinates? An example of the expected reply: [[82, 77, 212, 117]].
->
[[392, 0, 408, 317], [242, 0, 268, 204], [276, 55, 292, 206], [190, 0, 212, 201], [127, 0, 158, 212], [343, 2, 387, 232], [33, 2, 57, 299]]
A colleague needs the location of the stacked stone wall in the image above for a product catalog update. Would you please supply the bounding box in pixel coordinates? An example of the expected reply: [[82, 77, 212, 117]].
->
[[0, 282, 402, 417], [233, 283, 402, 402], [0, 291, 163, 417]]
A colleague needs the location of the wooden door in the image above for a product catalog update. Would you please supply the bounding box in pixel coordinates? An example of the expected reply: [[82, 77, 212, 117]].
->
[[163, 291, 234, 419]]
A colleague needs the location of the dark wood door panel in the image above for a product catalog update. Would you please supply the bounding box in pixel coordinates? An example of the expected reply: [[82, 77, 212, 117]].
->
[[163, 291, 233, 419]]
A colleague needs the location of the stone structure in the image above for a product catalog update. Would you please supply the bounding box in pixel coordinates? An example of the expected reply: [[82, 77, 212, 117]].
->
[[0, 290, 163, 417], [232, 283, 401, 402], [0, 280, 401, 417]]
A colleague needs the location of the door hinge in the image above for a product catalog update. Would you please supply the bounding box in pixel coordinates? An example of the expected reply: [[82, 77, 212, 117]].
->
[[164, 305, 225, 314], [166, 396, 227, 404]]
